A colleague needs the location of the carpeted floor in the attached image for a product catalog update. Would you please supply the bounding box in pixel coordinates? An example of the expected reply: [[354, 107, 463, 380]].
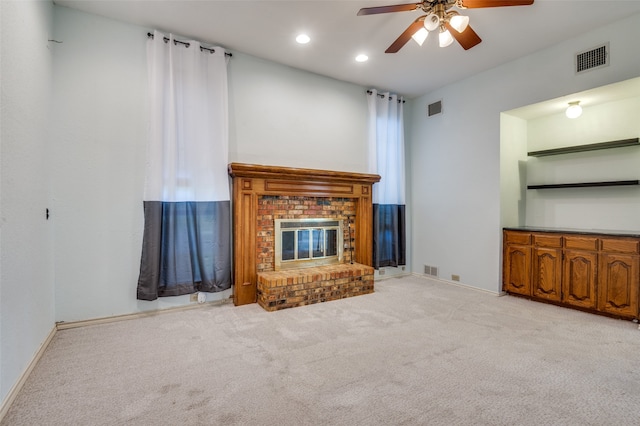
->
[[2, 275, 640, 425]]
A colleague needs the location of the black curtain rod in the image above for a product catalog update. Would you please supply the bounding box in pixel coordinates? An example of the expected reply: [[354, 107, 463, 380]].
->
[[366, 90, 405, 103], [147, 32, 232, 57]]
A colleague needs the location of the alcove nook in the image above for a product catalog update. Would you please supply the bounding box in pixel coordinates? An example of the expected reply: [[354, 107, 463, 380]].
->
[[499, 76, 640, 321], [228, 163, 381, 310]]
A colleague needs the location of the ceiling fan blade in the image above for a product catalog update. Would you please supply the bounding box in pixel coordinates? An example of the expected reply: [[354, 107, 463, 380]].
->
[[458, 0, 533, 8], [357, 3, 421, 16], [445, 22, 482, 50], [385, 20, 425, 53]]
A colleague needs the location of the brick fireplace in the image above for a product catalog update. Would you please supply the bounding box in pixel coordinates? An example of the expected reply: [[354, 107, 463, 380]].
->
[[228, 163, 380, 309], [258, 197, 354, 272]]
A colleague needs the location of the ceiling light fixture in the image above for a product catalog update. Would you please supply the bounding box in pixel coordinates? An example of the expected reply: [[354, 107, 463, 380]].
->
[[411, 27, 429, 46], [423, 13, 440, 31], [411, 6, 469, 48], [296, 34, 310, 44], [355, 54, 369, 62], [565, 101, 582, 119], [438, 28, 454, 48], [449, 13, 469, 33]]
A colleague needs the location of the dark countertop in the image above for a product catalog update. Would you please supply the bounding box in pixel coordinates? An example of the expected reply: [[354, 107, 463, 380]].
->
[[503, 226, 640, 238]]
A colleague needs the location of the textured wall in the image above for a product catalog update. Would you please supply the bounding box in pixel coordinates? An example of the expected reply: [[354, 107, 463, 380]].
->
[[0, 0, 55, 407]]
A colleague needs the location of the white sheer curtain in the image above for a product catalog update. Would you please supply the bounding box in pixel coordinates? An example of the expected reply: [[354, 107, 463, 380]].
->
[[138, 31, 231, 300], [367, 89, 406, 269], [145, 31, 229, 203]]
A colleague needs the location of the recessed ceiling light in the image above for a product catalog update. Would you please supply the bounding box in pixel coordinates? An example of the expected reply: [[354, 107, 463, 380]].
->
[[296, 34, 310, 44], [355, 54, 368, 62]]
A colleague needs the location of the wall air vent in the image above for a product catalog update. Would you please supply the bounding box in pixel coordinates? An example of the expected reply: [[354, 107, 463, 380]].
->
[[427, 100, 442, 117], [424, 265, 438, 277], [575, 43, 609, 73]]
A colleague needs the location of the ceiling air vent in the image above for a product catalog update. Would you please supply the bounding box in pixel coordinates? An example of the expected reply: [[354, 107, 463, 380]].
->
[[427, 100, 442, 117], [575, 43, 609, 73]]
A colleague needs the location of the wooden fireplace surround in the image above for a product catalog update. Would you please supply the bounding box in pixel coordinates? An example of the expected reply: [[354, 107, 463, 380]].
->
[[228, 163, 381, 306]]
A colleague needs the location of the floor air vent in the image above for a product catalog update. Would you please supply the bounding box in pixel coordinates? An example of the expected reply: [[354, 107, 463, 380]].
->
[[427, 100, 442, 117], [424, 265, 438, 277], [576, 43, 609, 73]]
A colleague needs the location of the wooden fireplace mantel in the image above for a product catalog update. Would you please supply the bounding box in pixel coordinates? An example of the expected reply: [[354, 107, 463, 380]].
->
[[228, 162, 381, 306]]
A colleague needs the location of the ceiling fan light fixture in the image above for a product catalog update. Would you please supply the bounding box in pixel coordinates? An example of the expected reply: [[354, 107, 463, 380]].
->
[[411, 27, 429, 46], [439, 29, 454, 48], [566, 101, 582, 119], [449, 14, 469, 33], [423, 13, 440, 31]]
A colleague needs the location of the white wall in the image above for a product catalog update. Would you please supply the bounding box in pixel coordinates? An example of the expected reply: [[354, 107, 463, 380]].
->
[[410, 12, 640, 294], [500, 114, 528, 228], [228, 53, 369, 173], [0, 0, 55, 407], [51, 7, 151, 322], [51, 6, 379, 322]]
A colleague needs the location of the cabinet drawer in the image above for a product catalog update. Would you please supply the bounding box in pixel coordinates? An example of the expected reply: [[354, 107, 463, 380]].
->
[[600, 238, 640, 254], [505, 231, 531, 245], [564, 236, 598, 251], [533, 234, 562, 248]]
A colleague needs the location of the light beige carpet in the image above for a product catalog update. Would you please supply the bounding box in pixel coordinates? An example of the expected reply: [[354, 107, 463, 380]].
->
[[2, 275, 640, 425]]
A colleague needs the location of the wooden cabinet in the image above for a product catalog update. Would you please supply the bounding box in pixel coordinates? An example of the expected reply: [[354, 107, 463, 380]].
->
[[562, 249, 597, 309], [504, 245, 531, 296], [503, 231, 531, 296], [503, 229, 640, 321], [561, 236, 598, 309], [598, 252, 639, 318], [532, 234, 562, 302]]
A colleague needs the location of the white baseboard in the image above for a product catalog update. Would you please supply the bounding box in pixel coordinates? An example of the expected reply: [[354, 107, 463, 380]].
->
[[375, 271, 412, 281], [56, 297, 233, 330], [411, 272, 502, 296], [0, 325, 57, 422]]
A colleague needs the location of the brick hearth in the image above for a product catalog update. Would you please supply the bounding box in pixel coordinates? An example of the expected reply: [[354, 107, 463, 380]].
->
[[257, 263, 374, 311]]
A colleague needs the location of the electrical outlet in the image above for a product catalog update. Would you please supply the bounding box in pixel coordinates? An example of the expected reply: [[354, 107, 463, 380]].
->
[[190, 293, 198, 302], [452, 274, 460, 282]]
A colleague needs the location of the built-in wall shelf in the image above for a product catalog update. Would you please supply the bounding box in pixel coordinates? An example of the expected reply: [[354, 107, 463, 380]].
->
[[527, 180, 640, 190], [527, 138, 640, 157]]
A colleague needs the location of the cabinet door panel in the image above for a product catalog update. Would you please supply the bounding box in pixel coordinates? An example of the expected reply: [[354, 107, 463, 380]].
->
[[504, 245, 531, 296], [598, 253, 639, 318], [532, 247, 561, 301], [562, 250, 597, 309]]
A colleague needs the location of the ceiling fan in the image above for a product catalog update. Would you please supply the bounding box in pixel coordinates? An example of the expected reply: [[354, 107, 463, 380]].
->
[[357, 0, 534, 53]]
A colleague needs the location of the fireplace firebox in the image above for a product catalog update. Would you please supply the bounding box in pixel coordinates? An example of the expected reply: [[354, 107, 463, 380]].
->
[[274, 218, 343, 270]]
